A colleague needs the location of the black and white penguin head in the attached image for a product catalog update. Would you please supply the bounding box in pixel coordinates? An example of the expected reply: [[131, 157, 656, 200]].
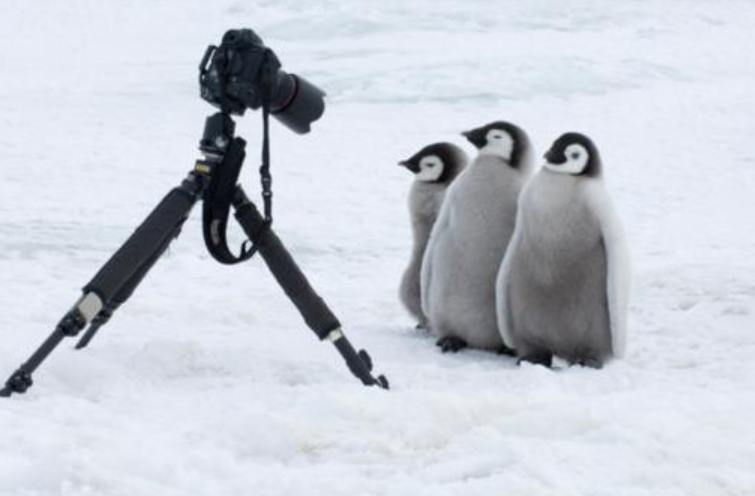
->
[[398, 142, 467, 184], [462, 121, 528, 165], [543, 132, 602, 177]]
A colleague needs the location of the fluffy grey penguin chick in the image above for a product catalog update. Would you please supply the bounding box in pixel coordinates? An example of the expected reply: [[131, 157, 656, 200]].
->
[[420, 121, 534, 353], [496, 132, 630, 368], [398, 142, 467, 329]]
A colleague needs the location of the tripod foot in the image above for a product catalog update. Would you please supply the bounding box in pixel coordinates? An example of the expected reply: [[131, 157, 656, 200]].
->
[[330, 335, 389, 390], [0, 369, 33, 397], [375, 374, 389, 389], [357, 350, 389, 390]]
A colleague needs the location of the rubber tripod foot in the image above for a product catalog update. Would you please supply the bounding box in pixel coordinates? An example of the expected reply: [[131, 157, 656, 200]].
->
[[1, 370, 33, 397], [376, 375, 389, 389]]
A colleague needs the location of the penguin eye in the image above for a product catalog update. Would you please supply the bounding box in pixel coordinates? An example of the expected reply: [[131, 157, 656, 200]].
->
[[570, 152, 580, 160], [426, 162, 436, 168]]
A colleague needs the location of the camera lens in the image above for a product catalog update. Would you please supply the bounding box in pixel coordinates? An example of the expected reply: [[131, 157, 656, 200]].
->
[[270, 72, 326, 134]]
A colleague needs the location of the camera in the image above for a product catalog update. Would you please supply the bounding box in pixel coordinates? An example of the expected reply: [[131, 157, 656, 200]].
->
[[199, 29, 326, 134]]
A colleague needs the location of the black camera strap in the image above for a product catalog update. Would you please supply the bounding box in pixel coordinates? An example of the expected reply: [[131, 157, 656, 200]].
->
[[260, 99, 273, 223], [202, 136, 258, 265], [259, 50, 275, 225]]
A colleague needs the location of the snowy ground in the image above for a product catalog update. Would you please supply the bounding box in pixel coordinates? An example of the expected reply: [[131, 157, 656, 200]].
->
[[1, 1, 755, 495]]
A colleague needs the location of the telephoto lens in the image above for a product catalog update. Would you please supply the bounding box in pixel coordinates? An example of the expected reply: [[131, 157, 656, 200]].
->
[[269, 70, 326, 134]]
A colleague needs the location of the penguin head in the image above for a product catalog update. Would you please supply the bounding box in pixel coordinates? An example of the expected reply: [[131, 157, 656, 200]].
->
[[543, 132, 602, 177], [398, 142, 467, 184], [461, 121, 527, 166]]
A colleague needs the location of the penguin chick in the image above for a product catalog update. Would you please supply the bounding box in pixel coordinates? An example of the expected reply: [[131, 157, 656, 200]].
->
[[496, 132, 630, 368], [398, 142, 468, 329], [421, 121, 534, 353]]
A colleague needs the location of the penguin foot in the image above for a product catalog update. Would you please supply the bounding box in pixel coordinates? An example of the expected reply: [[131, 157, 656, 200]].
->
[[517, 352, 553, 368], [571, 357, 604, 369], [436, 336, 467, 353], [497, 344, 517, 357]]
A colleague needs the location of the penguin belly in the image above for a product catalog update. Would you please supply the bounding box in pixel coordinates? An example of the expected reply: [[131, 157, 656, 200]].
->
[[399, 183, 445, 327], [423, 163, 521, 350], [505, 186, 612, 363], [425, 238, 502, 348]]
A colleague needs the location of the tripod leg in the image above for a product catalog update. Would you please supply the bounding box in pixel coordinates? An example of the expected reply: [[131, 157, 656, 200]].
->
[[232, 187, 389, 390], [1, 175, 202, 398], [82, 176, 201, 303], [75, 229, 177, 349]]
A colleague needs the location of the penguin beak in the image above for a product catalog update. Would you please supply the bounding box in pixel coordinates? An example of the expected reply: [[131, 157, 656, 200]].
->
[[544, 147, 567, 165], [462, 129, 485, 149], [398, 159, 419, 173]]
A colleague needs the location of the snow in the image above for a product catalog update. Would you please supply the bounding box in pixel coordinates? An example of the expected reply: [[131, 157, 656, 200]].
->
[[1, 0, 755, 494]]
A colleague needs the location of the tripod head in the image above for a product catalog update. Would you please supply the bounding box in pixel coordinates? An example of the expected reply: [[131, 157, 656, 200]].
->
[[199, 112, 236, 158]]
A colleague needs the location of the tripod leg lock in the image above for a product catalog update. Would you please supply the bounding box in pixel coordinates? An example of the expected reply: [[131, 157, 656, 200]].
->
[[56, 311, 87, 337], [76, 293, 104, 323], [58, 293, 104, 337], [324, 329, 344, 343]]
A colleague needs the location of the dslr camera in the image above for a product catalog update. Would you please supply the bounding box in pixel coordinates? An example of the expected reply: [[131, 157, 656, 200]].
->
[[199, 29, 326, 134]]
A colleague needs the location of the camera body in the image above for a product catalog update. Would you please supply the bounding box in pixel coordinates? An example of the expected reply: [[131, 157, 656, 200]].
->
[[199, 29, 325, 134]]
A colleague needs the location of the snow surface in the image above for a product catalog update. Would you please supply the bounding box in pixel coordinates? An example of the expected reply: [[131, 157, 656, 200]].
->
[[2, 1, 755, 494]]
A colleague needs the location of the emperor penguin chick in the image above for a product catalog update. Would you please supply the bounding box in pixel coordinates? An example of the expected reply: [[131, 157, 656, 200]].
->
[[398, 142, 468, 328], [496, 132, 630, 368], [421, 121, 534, 352]]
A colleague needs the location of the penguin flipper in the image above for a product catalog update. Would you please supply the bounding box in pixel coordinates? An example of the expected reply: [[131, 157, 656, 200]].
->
[[495, 186, 529, 350], [419, 244, 433, 319], [419, 206, 450, 318], [584, 181, 631, 358]]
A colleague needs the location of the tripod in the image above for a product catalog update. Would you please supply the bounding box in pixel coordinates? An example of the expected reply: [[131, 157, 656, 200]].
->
[[1, 112, 389, 398]]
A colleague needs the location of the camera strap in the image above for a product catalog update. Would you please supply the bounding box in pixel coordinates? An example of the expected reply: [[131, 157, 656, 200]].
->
[[259, 50, 276, 225], [202, 136, 258, 265], [260, 99, 273, 223]]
